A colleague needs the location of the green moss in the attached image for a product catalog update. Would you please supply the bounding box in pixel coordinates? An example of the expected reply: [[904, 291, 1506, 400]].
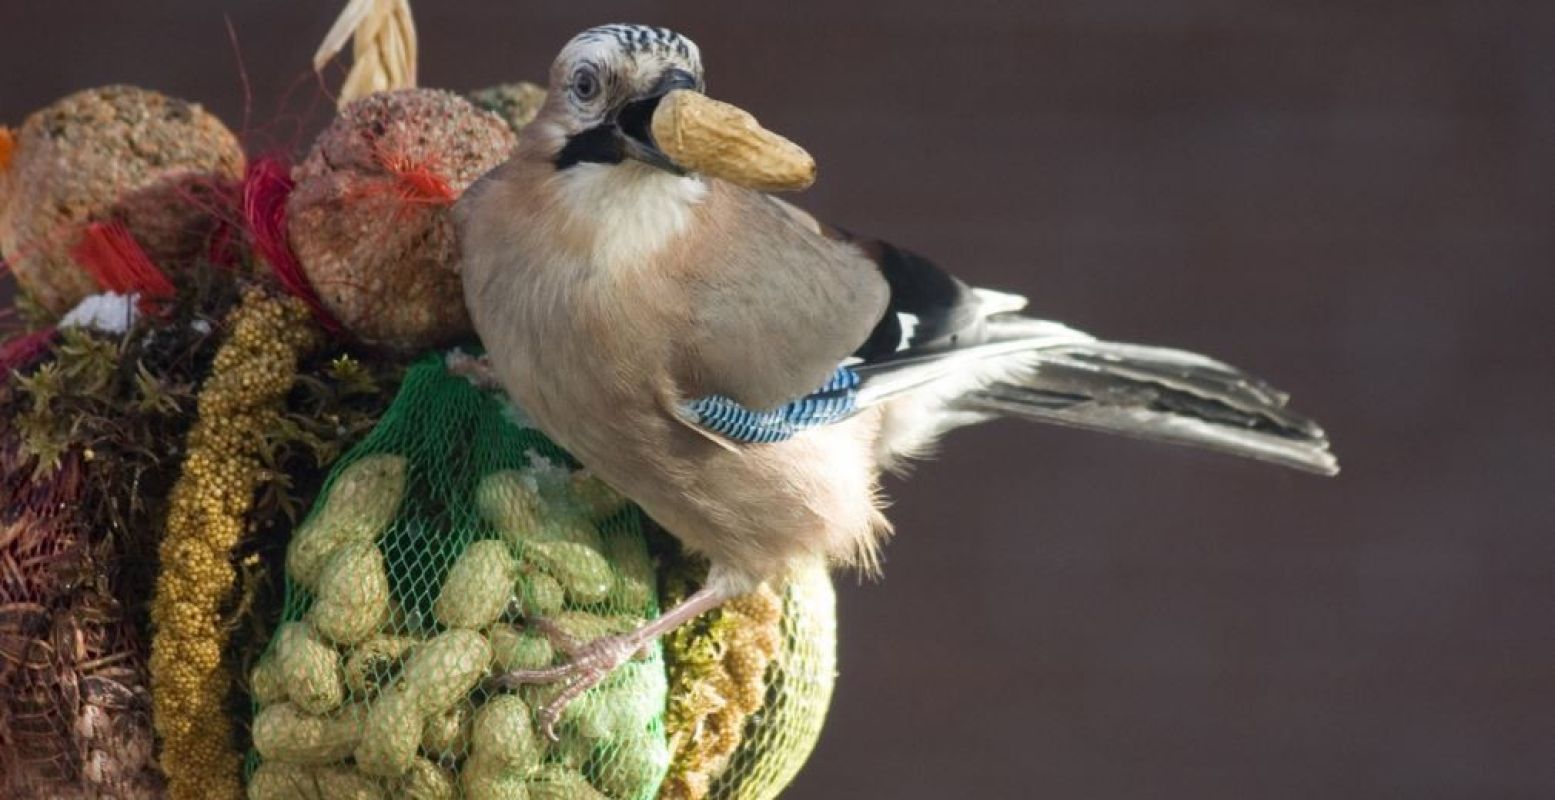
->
[[658, 547, 747, 774]]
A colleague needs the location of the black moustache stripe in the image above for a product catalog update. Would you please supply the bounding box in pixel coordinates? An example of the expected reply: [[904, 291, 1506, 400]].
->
[[554, 124, 625, 170]]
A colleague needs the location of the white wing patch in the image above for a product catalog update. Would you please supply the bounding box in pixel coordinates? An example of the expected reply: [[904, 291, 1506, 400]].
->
[[896, 312, 920, 352], [972, 287, 1029, 315]]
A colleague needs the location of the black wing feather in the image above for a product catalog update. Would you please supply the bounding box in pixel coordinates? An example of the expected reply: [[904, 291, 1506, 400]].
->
[[830, 232, 987, 362]]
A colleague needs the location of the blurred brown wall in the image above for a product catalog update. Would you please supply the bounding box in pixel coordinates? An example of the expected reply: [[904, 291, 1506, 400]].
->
[[3, 2, 1551, 798]]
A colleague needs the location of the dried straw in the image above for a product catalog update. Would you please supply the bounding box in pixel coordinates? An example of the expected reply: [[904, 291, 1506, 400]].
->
[[315, 0, 419, 107]]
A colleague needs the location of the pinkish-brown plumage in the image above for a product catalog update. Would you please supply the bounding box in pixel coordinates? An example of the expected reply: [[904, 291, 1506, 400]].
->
[[459, 24, 1334, 734], [461, 151, 893, 595]]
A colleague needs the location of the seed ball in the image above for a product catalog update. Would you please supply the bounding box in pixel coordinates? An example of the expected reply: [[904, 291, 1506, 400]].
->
[[0, 85, 244, 314], [286, 89, 516, 352]]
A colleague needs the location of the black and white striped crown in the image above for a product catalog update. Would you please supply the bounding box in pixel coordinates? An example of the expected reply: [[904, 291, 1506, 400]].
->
[[575, 24, 697, 61]]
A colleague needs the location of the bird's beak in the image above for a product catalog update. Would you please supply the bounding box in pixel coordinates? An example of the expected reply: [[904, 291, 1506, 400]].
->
[[614, 68, 700, 175]]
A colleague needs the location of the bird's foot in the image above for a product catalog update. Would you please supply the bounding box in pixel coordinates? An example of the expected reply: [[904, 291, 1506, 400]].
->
[[484, 585, 728, 739], [486, 629, 642, 739]]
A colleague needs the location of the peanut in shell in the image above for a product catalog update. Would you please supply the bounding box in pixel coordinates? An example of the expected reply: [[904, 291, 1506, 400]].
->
[[650, 90, 816, 192], [251, 702, 367, 765]]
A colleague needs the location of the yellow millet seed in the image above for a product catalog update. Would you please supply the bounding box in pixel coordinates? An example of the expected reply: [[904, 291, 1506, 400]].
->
[[660, 584, 784, 800], [149, 289, 319, 800]]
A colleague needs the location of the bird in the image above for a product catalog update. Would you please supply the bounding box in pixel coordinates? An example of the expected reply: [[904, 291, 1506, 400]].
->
[[457, 23, 1337, 733]]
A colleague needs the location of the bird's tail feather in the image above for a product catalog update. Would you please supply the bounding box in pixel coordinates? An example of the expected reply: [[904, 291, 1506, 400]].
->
[[858, 315, 1338, 475]]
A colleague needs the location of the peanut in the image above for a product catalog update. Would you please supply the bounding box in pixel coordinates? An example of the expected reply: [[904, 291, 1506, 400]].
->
[[650, 89, 816, 192]]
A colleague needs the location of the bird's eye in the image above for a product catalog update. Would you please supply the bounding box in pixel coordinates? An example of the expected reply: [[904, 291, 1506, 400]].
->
[[572, 68, 600, 102]]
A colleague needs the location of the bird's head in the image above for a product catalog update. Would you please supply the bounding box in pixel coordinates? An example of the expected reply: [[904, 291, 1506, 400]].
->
[[539, 24, 705, 174]]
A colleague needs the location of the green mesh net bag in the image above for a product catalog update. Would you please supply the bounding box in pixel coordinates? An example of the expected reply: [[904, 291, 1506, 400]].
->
[[247, 355, 669, 799], [244, 354, 839, 800], [706, 567, 836, 800], [658, 564, 837, 800]]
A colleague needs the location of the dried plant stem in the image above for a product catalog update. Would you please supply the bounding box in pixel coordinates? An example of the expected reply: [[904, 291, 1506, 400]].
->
[[316, 0, 418, 107]]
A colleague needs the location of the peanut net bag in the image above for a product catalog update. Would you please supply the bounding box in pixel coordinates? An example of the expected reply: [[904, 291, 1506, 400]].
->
[[248, 355, 669, 800], [246, 354, 837, 800]]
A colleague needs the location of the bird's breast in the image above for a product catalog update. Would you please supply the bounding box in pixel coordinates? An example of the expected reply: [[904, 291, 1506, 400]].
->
[[552, 162, 708, 273], [489, 262, 678, 436]]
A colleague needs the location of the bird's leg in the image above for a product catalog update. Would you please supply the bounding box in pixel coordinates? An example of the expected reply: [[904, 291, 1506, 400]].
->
[[486, 586, 727, 738]]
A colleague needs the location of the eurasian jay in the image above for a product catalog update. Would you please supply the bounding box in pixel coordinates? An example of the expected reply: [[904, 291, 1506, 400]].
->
[[457, 23, 1336, 733]]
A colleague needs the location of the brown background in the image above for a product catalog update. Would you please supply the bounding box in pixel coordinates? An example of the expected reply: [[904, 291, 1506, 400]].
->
[[3, 2, 1552, 798]]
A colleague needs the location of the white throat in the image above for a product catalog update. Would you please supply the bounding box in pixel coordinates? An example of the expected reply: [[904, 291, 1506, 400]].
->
[[553, 161, 707, 269]]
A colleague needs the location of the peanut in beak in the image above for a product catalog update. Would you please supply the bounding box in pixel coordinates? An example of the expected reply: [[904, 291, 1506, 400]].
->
[[0, 127, 15, 172], [649, 90, 816, 193]]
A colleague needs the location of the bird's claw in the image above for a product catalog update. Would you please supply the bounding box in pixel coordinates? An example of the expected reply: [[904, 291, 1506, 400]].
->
[[486, 631, 640, 740]]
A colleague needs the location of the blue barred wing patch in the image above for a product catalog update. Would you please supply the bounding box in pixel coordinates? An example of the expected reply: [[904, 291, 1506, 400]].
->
[[681, 366, 860, 444]]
